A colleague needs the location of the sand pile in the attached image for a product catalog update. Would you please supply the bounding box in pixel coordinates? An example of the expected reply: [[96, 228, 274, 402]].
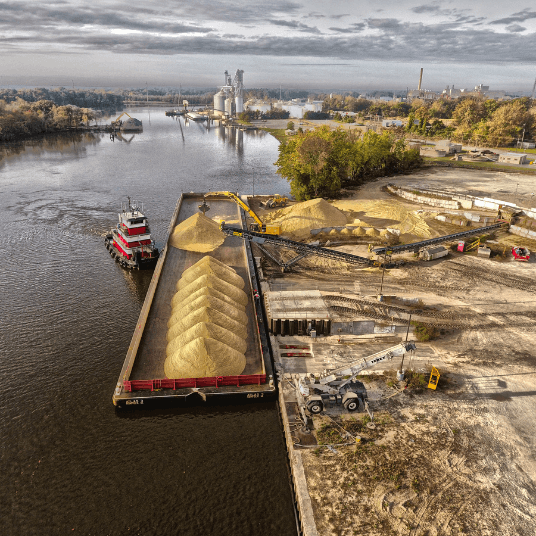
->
[[266, 198, 347, 237], [332, 200, 432, 238], [169, 213, 225, 252], [366, 227, 380, 237], [166, 322, 247, 357], [181, 257, 244, 289], [172, 274, 248, 307], [167, 307, 248, 342], [340, 228, 351, 236], [352, 227, 365, 236], [164, 338, 246, 379], [177, 286, 245, 312], [165, 256, 248, 379]]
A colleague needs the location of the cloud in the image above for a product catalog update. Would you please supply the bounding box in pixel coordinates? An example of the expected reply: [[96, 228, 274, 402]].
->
[[412, 5, 443, 15], [268, 19, 321, 33], [490, 9, 536, 25], [506, 24, 526, 33], [1, 0, 536, 66], [329, 23, 365, 33]]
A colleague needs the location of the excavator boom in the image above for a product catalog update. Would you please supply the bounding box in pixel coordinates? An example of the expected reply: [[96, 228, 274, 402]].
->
[[203, 191, 280, 234]]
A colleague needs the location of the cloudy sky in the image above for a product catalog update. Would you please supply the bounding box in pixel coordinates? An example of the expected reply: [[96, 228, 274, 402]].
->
[[2, 0, 536, 91]]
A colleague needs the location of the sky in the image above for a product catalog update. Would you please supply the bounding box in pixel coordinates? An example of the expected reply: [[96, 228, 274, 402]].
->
[[1, 0, 536, 92]]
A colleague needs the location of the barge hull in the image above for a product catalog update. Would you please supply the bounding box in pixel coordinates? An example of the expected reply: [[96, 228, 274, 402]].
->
[[113, 194, 275, 407]]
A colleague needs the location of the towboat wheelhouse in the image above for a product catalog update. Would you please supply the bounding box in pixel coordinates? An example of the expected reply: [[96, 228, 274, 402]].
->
[[105, 198, 159, 269]]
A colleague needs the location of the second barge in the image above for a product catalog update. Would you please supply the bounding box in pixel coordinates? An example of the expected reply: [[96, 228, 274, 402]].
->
[[112, 193, 275, 407]]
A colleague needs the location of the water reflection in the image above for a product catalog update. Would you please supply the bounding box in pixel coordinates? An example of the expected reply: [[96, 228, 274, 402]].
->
[[0, 108, 295, 535]]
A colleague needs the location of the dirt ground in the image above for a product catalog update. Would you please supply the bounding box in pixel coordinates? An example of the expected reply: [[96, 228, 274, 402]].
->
[[257, 169, 536, 536]]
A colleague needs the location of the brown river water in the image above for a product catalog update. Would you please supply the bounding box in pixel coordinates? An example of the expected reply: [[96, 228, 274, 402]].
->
[[0, 110, 298, 535]]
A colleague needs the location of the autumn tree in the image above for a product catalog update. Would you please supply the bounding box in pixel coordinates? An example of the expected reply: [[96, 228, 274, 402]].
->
[[486, 100, 533, 147], [276, 127, 421, 200]]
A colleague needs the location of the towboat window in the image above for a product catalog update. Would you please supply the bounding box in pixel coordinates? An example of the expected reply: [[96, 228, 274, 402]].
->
[[128, 217, 145, 224]]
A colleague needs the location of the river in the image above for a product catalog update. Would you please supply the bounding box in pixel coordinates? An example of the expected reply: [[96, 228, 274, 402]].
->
[[0, 109, 297, 535]]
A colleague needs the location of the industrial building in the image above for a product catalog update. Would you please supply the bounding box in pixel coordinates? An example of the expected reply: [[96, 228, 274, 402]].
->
[[272, 99, 324, 119], [213, 69, 244, 118], [498, 153, 528, 165]]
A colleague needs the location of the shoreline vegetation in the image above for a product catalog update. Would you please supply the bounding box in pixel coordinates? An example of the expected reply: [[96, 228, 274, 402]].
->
[[0, 88, 125, 142], [274, 127, 422, 200]]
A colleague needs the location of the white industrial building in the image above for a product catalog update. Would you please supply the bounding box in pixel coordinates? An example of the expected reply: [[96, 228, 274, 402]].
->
[[244, 100, 272, 113], [272, 99, 323, 119], [213, 69, 244, 117]]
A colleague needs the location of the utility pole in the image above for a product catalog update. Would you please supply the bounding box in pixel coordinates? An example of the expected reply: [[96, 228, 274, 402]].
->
[[398, 313, 412, 380], [146, 82, 148, 103], [378, 254, 388, 300]]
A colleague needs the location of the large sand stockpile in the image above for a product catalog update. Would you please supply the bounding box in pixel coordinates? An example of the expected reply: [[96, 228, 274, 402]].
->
[[165, 256, 248, 379], [169, 213, 225, 252], [332, 200, 432, 238], [267, 198, 347, 237]]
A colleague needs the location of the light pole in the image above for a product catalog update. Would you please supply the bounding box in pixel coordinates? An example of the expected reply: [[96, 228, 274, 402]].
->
[[397, 313, 412, 380], [378, 253, 390, 301]]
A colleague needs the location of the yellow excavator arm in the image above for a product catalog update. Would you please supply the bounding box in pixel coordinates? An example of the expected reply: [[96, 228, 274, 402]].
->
[[203, 191, 263, 228], [203, 191, 280, 235], [112, 112, 132, 124]]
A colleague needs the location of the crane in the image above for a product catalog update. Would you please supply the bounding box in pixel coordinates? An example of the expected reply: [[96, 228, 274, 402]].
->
[[199, 192, 281, 235], [111, 112, 133, 127], [293, 342, 416, 419]]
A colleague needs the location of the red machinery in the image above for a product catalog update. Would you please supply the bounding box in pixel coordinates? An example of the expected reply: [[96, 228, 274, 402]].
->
[[512, 246, 530, 261]]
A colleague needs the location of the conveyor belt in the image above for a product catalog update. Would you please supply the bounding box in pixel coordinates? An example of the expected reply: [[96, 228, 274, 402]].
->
[[372, 222, 507, 255], [220, 225, 377, 268]]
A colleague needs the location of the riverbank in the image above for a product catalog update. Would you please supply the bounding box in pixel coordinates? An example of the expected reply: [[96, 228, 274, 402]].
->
[[248, 169, 536, 535]]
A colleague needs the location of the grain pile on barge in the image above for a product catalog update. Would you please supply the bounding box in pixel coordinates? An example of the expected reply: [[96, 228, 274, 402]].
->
[[169, 212, 225, 252], [165, 256, 248, 378]]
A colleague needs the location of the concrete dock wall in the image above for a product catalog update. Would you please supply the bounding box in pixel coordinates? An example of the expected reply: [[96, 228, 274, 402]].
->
[[276, 365, 319, 536]]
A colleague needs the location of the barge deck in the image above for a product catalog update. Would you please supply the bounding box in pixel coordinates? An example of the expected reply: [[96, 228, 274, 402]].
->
[[113, 193, 275, 407]]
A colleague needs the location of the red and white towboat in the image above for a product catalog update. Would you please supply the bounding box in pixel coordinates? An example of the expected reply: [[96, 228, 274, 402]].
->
[[105, 198, 159, 270], [512, 246, 530, 262]]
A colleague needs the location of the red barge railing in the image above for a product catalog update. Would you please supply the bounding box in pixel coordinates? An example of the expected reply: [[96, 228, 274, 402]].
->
[[123, 374, 266, 392]]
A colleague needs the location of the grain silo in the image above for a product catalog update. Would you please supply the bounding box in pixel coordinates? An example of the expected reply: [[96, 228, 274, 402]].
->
[[214, 91, 225, 114]]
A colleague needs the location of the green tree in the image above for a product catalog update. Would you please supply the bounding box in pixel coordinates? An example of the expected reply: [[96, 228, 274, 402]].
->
[[275, 127, 422, 200], [486, 100, 533, 147]]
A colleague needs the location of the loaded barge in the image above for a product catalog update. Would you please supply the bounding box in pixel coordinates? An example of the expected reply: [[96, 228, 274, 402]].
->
[[112, 193, 275, 407]]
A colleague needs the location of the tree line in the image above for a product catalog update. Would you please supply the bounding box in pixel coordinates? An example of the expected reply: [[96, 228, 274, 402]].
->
[[275, 126, 422, 200], [0, 88, 123, 109], [0, 98, 97, 142], [324, 94, 535, 147]]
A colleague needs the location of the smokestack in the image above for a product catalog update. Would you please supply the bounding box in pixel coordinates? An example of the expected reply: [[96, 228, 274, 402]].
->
[[418, 68, 423, 91]]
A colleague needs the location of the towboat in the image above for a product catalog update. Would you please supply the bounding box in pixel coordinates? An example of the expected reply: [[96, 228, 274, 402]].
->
[[105, 198, 159, 270], [512, 246, 530, 262]]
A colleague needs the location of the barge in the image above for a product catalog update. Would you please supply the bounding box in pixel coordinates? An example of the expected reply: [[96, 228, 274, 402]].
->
[[112, 193, 275, 407]]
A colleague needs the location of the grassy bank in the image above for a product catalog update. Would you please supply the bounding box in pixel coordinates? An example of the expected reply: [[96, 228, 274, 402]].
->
[[258, 127, 286, 143], [424, 157, 536, 174]]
